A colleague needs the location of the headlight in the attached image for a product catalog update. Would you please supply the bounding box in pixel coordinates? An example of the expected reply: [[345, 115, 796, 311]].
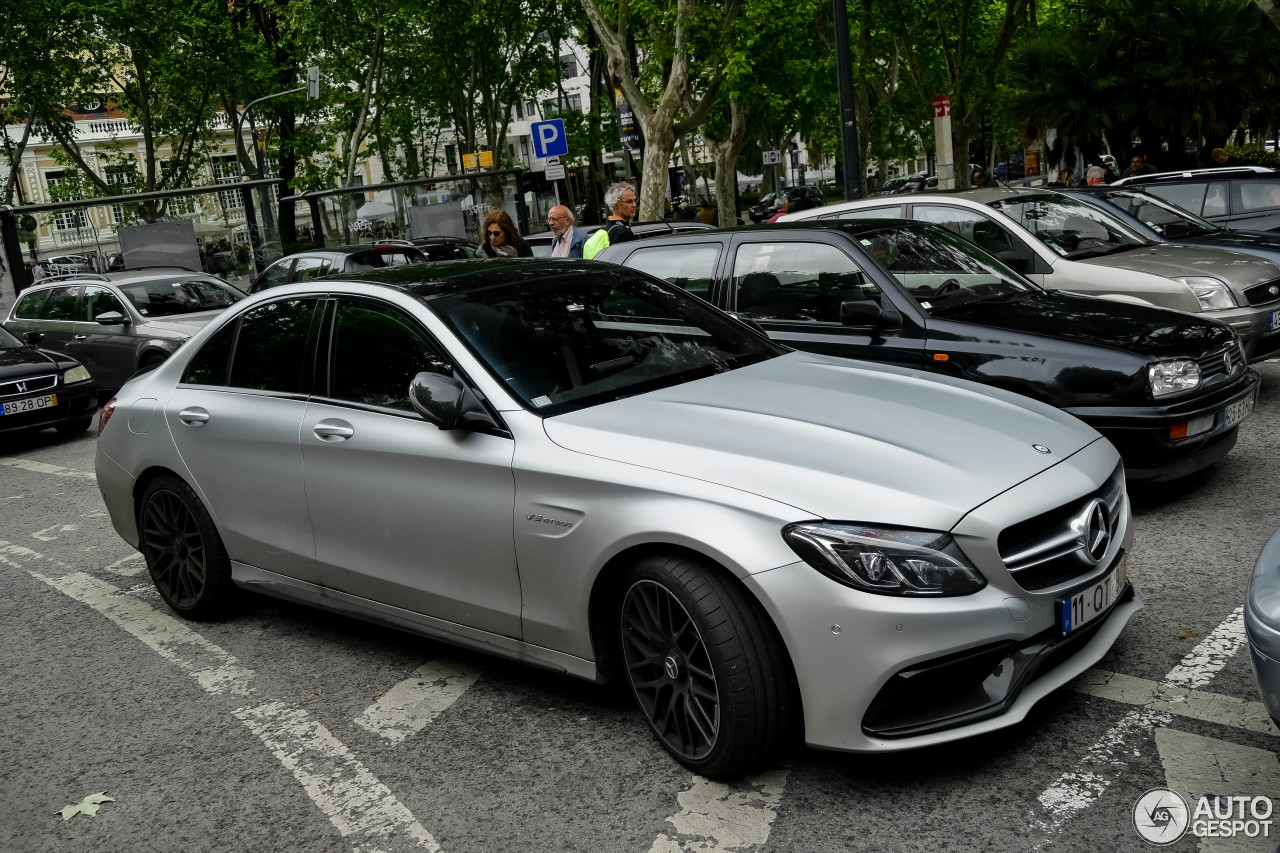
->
[[1149, 359, 1200, 397], [62, 365, 91, 384], [782, 523, 986, 596], [1177, 276, 1237, 310]]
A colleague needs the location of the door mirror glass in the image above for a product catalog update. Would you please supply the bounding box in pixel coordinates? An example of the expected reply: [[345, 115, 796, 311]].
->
[[94, 311, 129, 326], [409, 371, 464, 429], [840, 300, 902, 328]]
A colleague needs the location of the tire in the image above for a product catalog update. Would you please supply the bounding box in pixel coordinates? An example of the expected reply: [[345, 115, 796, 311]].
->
[[139, 353, 167, 371], [55, 416, 93, 436], [619, 554, 796, 776], [139, 475, 236, 620]]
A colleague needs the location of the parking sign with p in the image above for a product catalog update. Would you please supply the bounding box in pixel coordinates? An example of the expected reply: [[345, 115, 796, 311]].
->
[[531, 119, 569, 158]]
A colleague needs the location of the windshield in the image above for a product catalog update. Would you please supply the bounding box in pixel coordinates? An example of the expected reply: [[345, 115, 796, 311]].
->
[[0, 326, 24, 348], [1096, 190, 1219, 238], [431, 269, 784, 416], [855, 222, 1039, 314], [988, 194, 1149, 259], [117, 277, 244, 317]]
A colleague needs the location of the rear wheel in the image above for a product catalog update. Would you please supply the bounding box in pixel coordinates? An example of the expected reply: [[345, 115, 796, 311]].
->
[[619, 554, 795, 776], [139, 475, 235, 620]]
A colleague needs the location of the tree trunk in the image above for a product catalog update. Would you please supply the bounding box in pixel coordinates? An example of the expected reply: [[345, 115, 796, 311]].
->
[[278, 110, 298, 249], [638, 119, 675, 220], [710, 99, 747, 227]]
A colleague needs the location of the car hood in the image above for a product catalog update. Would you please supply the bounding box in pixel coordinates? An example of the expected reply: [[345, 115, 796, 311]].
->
[[1193, 230, 1280, 256], [138, 310, 226, 336], [935, 291, 1236, 359], [0, 346, 76, 379], [542, 353, 1100, 530], [1077, 242, 1280, 289]]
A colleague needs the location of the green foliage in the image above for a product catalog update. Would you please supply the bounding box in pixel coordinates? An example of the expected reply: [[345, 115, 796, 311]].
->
[[1226, 145, 1280, 168]]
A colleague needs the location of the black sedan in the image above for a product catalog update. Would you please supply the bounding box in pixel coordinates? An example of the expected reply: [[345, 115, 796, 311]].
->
[[249, 244, 430, 294], [597, 220, 1259, 482], [0, 325, 98, 437]]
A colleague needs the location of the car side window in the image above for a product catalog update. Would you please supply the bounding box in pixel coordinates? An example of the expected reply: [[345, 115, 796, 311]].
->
[[731, 242, 877, 323], [1234, 180, 1280, 214], [327, 299, 452, 412], [255, 259, 293, 292], [1147, 183, 1207, 216], [181, 321, 239, 386], [13, 290, 48, 319], [912, 205, 1018, 256], [81, 286, 128, 321], [38, 286, 80, 321], [827, 206, 901, 220], [292, 257, 331, 282], [1203, 182, 1228, 217], [226, 298, 320, 393], [623, 244, 720, 300]]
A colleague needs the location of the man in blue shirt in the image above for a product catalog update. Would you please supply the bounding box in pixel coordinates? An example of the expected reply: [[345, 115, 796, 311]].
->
[[547, 206, 590, 258]]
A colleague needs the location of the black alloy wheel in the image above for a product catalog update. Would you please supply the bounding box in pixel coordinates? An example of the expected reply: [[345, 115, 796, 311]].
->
[[139, 475, 235, 620], [619, 554, 796, 777]]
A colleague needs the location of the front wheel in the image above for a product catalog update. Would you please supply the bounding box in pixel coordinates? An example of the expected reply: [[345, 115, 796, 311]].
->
[[619, 554, 796, 776], [139, 475, 236, 620]]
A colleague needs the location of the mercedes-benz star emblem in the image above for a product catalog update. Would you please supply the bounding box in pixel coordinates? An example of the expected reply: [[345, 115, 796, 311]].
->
[[1071, 498, 1111, 565], [1032, 444, 1051, 454]]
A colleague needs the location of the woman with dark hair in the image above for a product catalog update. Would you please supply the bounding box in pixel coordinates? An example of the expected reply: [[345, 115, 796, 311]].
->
[[479, 210, 532, 258]]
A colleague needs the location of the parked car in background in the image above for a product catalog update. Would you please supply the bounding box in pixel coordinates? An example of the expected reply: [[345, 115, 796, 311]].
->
[[1247, 527, 1280, 726], [248, 243, 429, 293], [410, 236, 479, 260], [1112, 166, 1280, 231], [779, 188, 1280, 360], [4, 269, 245, 395], [598, 220, 1259, 481], [872, 177, 908, 197], [0, 323, 98, 437], [524, 220, 716, 257], [96, 258, 1138, 776], [749, 186, 824, 222], [43, 254, 93, 276], [1063, 186, 1280, 360]]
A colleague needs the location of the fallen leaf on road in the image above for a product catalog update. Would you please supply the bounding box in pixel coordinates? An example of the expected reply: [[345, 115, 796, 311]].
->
[[1177, 629, 1199, 639], [59, 792, 114, 821], [314, 688, 323, 695]]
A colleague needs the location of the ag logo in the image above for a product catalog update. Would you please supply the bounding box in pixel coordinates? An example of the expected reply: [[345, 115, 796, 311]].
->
[[1134, 787, 1189, 845]]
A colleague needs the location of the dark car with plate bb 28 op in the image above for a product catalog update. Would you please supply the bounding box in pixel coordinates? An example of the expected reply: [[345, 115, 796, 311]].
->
[[0, 324, 98, 437], [598, 220, 1259, 482]]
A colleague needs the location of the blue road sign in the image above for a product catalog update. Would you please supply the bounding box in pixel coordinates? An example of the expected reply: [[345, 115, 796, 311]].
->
[[531, 119, 569, 158]]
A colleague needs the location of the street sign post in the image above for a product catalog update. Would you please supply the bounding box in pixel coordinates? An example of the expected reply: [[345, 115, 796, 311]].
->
[[544, 155, 566, 181], [462, 153, 479, 170], [531, 119, 569, 158], [763, 150, 782, 165], [477, 150, 494, 168], [306, 66, 320, 100], [933, 95, 955, 190]]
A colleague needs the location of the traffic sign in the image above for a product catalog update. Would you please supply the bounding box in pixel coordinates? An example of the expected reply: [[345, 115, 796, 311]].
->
[[545, 155, 565, 180], [531, 119, 569, 158], [462, 153, 479, 170], [933, 95, 950, 118], [477, 150, 494, 168], [763, 149, 781, 165]]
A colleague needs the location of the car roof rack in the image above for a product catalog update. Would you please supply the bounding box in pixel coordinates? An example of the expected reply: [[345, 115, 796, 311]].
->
[[122, 265, 199, 272], [39, 272, 110, 282]]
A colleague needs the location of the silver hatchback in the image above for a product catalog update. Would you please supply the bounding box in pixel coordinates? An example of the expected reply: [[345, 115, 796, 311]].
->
[[96, 260, 1140, 775]]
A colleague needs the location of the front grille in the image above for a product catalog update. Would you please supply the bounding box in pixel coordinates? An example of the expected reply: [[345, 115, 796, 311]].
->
[[1244, 279, 1280, 307], [0, 373, 56, 398], [998, 462, 1124, 592], [1197, 342, 1246, 382]]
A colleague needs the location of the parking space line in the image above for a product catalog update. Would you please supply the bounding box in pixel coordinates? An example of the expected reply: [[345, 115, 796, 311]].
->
[[0, 458, 96, 479], [101, 552, 146, 577], [32, 523, 77, 542], [1031, 608, 1246, 845], [236, 701, 441, 852], [648, 769, 789, 853], [1072, 669, 1278, 736], [354, 659, 482, 744]]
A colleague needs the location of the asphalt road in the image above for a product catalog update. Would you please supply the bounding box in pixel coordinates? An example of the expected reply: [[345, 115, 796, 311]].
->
[[3, 364, 1280, 853]]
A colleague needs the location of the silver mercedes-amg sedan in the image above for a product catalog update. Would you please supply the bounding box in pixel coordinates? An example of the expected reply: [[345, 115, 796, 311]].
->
[[95, 259, 1140, 776]]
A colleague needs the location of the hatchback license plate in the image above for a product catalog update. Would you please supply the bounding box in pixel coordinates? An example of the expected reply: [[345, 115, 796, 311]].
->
[[0, 394, 56, 416], [1271, 309, 1280, 331], [1224, 394, 1255, 429], [1058, 555, 1127, 636]]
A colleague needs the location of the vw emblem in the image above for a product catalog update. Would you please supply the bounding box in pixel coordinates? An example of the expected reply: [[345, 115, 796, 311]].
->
[[1071, 499, 1111, 566], [1224, 352, 1233, 374], [15, 381, 27, 393], [1032, 444, 1051, 454]]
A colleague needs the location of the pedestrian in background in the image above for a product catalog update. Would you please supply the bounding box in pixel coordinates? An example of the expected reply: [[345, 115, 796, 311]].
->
[[971, 168, 991, 188], [1122, 153, 1159, 177], [1211, 148, 1244, 167], [583, 181, 638, 259], [1086, 165, 1107, 185], [479, 210, 532, 258], [29, 260, 45, 282], [546, 205, 589, 258]]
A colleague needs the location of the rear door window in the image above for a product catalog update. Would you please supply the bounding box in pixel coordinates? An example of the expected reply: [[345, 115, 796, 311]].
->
[[912, 205, 1019, 256], [13, 289, 48, 319], [1146, 183, 1207, 215], [37, 286, 80, 321], [1234, 180, 1280, 214], [623, 244, 720, 300], [227, 298, 320, 393], [731, 242, 876, 323], [292, 256, 331, 282]]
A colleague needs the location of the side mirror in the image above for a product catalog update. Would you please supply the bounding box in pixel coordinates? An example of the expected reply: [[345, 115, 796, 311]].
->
[[95, 311, 130, 326], [994, 252, 1030, 273], [840, 300, 902, 329], [728, 311, 768, 337], [24, 331, 44, 346], [409, 372, 465, 429]]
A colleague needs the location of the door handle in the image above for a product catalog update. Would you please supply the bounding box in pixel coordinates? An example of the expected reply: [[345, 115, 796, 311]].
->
[[313, 420, 354, 441], [178, 407, 210, 425], [73, 334, 88, 341]]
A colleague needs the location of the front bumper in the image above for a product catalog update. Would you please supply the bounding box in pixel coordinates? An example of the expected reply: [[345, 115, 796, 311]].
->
[[0, 379, 98, 434], [1246, 527, 1280, 724], [1067, 370, 1260, 481]]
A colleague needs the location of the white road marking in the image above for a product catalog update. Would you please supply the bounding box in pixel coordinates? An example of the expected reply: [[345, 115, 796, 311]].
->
[[354, 659, 482, 744], [648, 769, 789, 852], [236, 702, 440, 852], [1032, 608, 1246, 844], [1073, 669, 1278, 736], [102, 552, 146, 577], [32, 523, 77, 541], [1156, 728, 1280, 853], [0, 458, 96, 480], [11, 547, 442, 852]]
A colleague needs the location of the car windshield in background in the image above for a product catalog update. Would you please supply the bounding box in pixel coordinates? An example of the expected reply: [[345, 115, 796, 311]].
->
[[431, 270, 783, 416], [0, 326, 24, 348], [348, 248, 427, 271], [856, 222, 1038, 313], [989, 194, 1148, 260], [117, 277, 245, 317], [1096, 190, 1220, 239]]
